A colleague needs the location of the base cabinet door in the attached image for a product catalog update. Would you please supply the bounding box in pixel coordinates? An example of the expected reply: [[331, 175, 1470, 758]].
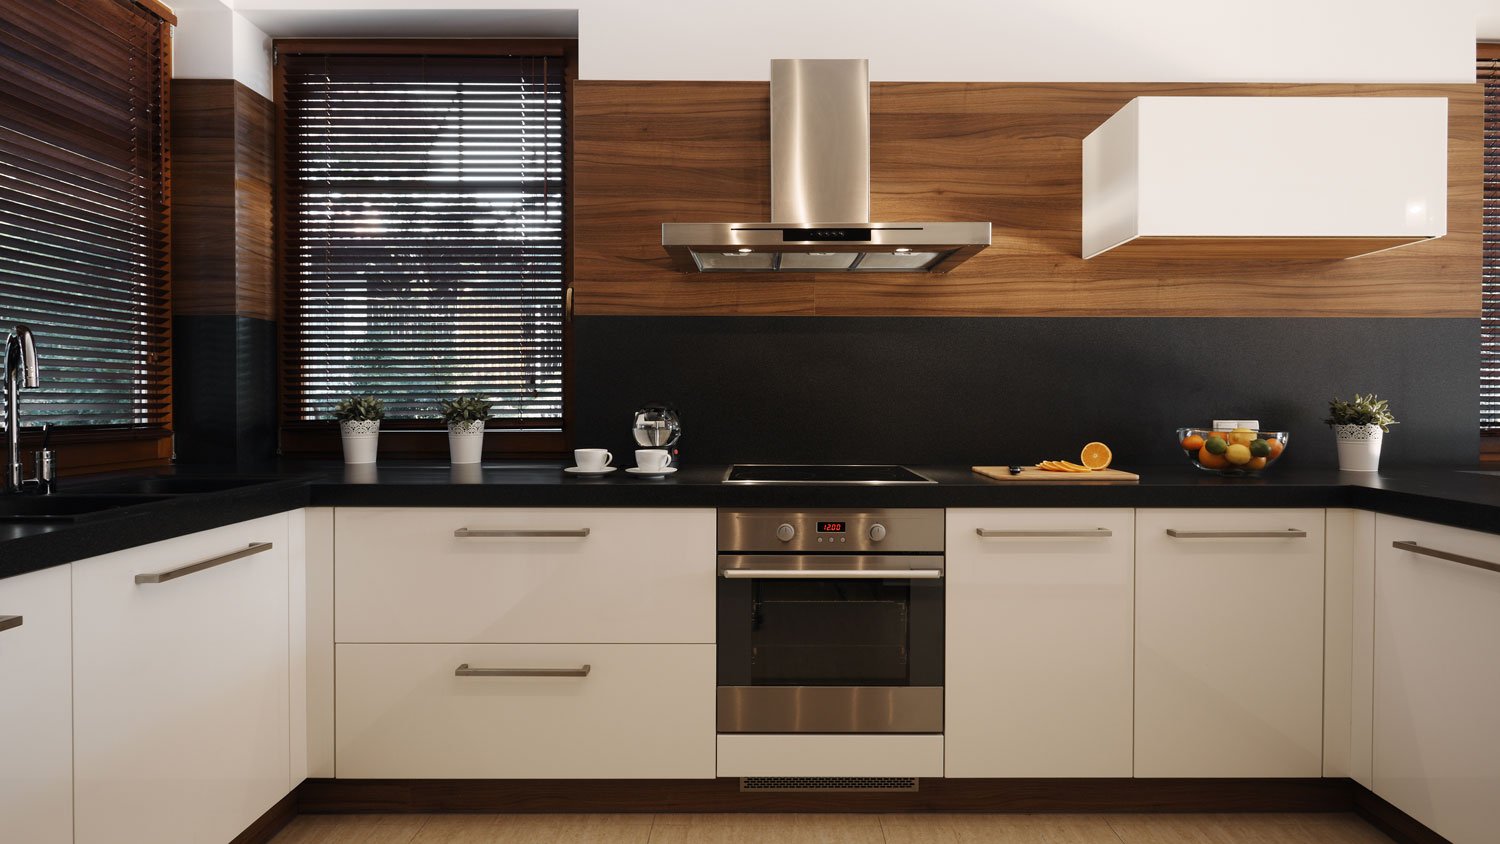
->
[[336, 643, 715, 778], [0, 565, 72, 844], [944, 509, 1135, 777], [1374, 515, 1500, 844], [73, 516, 291, 844], [1135, 509, 1325, 777]]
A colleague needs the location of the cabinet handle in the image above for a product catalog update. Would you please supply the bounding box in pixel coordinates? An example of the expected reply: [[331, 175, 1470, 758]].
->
[[135, 542, 274, 584], [976, 528, 1113, 538], [455, 663, 591, 677], [1392, 541, 1500, 575], [453, 528, 590, 538], [0, 615, 20, 633], [1165, 529, 1307, 539], [722, 569, 942, 580]]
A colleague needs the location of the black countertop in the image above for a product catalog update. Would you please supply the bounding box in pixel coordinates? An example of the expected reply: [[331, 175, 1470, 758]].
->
[[3, 461, 1499, 580]]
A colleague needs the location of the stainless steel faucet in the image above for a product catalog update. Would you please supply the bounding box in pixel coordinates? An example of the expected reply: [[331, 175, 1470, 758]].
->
[[5, 325, 40, 493]]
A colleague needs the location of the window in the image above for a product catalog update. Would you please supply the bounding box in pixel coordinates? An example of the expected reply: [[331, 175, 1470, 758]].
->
[[1481, 47, 1500, 459], [0, 0, 174, 472], [276, 41, 573, 457]]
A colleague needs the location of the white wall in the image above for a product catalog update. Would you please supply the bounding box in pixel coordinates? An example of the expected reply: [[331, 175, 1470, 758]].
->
[[172, 0, 273, 100], [179, 0, 1480, 88]]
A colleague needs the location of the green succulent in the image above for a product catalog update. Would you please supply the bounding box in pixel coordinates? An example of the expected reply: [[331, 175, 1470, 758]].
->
[[1325, 394, 1397, 432], [332, 394, 385, 422], [438, 394, 493, 424]]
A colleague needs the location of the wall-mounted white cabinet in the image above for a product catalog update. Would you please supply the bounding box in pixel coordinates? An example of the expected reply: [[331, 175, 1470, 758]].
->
[[0, 565, 73, 844], [1373, 515, 1500, 844], [944, 509, 1135, 778], [1082, 96, 1447, 260]]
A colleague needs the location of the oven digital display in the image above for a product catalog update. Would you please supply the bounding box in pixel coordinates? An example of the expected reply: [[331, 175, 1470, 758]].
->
[[816, 521, 846, 533]]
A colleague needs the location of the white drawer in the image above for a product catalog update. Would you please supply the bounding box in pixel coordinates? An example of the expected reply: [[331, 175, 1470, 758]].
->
[[335, 643, 715, 779], [334, 508, 714, 643]]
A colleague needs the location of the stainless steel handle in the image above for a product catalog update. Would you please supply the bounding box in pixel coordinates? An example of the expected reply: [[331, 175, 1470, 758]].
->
[[976, 528, 1113, 538], [722, 569, 942, 580], [453, 528, 590, 538], [0, 615, 21, 633], [1392, 541, 1500, 575], [455, 663, 591, 677], [1165, 529, 1307, 539], [135, 542, 273, 584]]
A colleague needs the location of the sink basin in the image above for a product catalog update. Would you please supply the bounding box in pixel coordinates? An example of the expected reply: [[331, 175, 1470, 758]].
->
[[69, 475, 284, 495], [0, 494, 171, 523]]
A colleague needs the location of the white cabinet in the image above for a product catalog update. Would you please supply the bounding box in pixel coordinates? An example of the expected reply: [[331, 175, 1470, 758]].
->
[[73, 514, 291, 844], [335, 642, 715, 778], [944, 509, 1135, 777], [1134, 509, 1325, 777], [1082, 96, 1447, 259], [1373, 515, 1500, 844], [0, 565, 72, 844], [334, 507, 714, 644]]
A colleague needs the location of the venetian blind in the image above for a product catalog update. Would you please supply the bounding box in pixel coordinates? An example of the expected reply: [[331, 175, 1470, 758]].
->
[[1484, 57, 1500, 431], [280, 53, 566, 426], [0, 0, 171, 427]]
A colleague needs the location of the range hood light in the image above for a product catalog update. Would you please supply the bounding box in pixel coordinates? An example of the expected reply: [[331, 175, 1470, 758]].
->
[[736, 248, 754, 253], [894, 247, 911, 253]]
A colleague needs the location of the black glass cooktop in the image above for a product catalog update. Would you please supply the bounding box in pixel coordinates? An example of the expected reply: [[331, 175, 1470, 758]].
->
[[723, 464, 936, 484]]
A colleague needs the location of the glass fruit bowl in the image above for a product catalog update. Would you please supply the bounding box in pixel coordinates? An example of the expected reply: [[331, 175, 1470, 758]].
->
[[1177, 427, 1289, 477]]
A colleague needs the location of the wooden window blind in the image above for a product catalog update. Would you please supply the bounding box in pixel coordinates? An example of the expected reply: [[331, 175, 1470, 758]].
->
[[1485, 53, 1500, 435], [0, 0, 173, 466], [277, 43, 572, 456]]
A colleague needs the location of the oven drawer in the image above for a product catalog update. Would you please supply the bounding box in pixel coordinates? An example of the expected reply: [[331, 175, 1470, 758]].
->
[[334, 508, 714, 643], [335, 643, 716, 779], [717, 735, 944, 777]]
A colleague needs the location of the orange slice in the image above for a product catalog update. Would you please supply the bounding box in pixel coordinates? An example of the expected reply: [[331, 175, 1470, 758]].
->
[[1080, 442, 1113, 470]]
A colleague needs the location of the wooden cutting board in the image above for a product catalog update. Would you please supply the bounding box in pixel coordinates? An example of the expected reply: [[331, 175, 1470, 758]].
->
[[973, 466, 1140, 482]]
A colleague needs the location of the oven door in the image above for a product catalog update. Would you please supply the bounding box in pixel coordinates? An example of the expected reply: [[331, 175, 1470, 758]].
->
[[716, 555, 944, 733]]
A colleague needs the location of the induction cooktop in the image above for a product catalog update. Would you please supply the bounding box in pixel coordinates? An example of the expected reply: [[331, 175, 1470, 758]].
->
[[722, 464, 936, 485]]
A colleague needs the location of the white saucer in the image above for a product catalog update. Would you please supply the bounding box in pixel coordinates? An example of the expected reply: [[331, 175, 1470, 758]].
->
[[563, 466, 617, 476], [625, 466, 677, 477]]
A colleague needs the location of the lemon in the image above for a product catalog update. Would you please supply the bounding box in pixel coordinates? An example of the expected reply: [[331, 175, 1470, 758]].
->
[[1229, 427, 1257, 446], [1224, 443, 1252, 465]]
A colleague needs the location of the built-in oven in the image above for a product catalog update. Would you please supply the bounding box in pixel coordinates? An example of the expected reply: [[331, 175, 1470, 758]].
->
[[716, 509, 944, 734]]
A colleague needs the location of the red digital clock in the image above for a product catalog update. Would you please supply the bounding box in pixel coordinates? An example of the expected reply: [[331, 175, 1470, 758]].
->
[[816, 521, 846, 533]]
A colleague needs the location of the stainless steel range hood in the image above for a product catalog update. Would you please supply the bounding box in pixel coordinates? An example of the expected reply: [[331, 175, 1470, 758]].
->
[[662, 60, 991, 273]]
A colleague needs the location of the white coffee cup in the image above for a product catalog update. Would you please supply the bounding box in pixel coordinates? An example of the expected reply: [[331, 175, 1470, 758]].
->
[[635, 449, 671, 472], [574, 448, 613, 471]]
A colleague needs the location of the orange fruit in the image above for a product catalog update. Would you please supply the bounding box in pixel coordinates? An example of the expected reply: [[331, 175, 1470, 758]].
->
[[1080, 441, 1112, 470], [1181, 434, 1205, 451], [1267, 439, 1285, 458], [1247, 456, 1268, 470], [1198, 445, 1228, 469]]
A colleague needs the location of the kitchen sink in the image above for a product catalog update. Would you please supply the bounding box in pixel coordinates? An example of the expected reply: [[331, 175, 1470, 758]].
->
[[69, 475, 285, 495], [0, 494, 171, 523]]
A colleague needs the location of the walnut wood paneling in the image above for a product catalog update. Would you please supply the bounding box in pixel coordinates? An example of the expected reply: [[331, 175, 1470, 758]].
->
[[575, 82, 1480, 317], [171, 80, 275, 321]]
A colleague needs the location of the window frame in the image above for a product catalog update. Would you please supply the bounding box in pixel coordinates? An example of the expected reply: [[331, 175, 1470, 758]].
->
[[1, 0, 176, 475], [272, 38, 576, 459], [1481, 43, 1500, 464]]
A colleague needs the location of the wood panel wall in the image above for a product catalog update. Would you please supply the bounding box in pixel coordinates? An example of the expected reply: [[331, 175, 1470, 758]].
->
[[171, 80, 275, 321], [574, 82, 1480, 317]]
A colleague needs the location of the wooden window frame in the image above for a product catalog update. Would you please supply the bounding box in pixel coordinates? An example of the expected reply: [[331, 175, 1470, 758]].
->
[[273, 39, 576, 460], [5, 0, 176, 476]]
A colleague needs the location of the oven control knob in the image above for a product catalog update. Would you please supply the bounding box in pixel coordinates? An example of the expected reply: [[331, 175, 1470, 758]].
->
[[776, 523, 796, 542], [868, 523, 887, 542]]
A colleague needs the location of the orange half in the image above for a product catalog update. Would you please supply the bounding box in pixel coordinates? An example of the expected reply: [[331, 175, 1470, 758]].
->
[[1080, 441, 1113, 470]]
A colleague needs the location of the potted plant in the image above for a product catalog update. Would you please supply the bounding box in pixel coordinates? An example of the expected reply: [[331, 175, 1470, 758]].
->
[[439, 394, 491, 464], [1325, 394, 1397, 472], [333, 395, 385, 464]]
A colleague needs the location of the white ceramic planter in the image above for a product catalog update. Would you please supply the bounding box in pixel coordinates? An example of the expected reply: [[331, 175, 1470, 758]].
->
[[1333, 423, 1383, 472], [340, 419, 380, 464], [447, 420, 486, 464]]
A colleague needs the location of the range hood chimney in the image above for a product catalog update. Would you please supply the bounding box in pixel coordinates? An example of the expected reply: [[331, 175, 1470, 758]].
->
[[662, 59, 991, 273]]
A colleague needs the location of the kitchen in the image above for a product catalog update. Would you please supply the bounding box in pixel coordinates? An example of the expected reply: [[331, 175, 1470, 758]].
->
[[2, 1, 1500, 843]]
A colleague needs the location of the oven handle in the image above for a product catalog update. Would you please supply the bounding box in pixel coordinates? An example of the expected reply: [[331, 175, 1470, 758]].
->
[[721, 569, 943, 580]]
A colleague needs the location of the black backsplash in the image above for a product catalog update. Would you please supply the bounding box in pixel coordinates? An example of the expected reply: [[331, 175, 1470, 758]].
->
[[574, 317, 1479, 468], [174, 315, 277, 466]]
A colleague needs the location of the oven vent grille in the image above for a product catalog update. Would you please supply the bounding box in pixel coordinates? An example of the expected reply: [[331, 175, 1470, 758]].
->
[[739, 776, 919, 792]]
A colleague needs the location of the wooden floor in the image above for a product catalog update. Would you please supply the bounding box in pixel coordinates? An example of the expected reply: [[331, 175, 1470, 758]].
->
[[269, 812, 1395, 843]]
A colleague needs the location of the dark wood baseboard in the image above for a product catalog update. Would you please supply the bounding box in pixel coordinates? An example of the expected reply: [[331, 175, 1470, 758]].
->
[[296, 776, 1355, 815], [229, 790, 299, 844], [1352, 784, 1453, 844]]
